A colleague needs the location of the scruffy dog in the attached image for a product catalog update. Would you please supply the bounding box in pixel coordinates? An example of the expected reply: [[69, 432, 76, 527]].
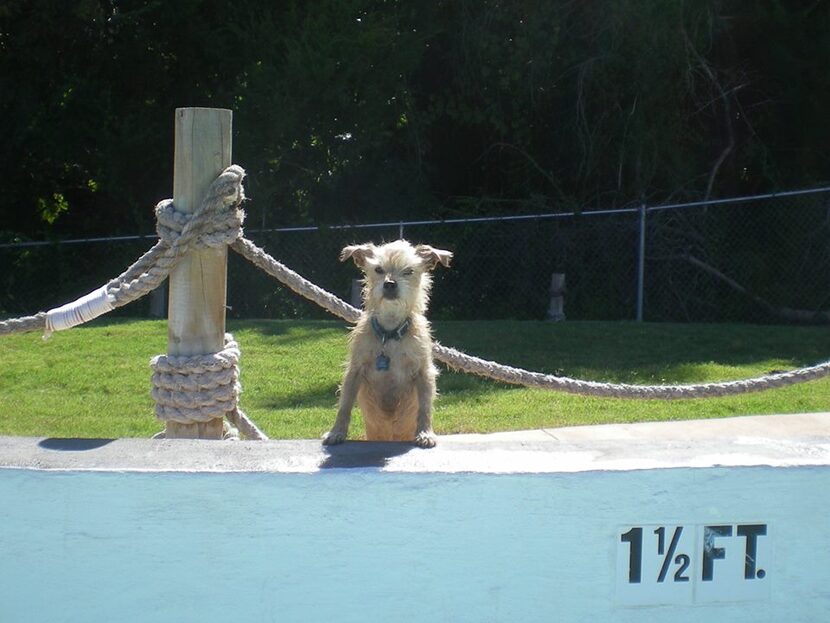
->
[[322, 240, 452, 448]]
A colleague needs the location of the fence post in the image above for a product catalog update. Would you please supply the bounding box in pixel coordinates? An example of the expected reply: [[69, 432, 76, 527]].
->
[[149, 279, 167, 318], [165, 107, 232, 439], [350, 279, 363, 309], [636, 203, 646, 322], [547, 273, 566, 321]]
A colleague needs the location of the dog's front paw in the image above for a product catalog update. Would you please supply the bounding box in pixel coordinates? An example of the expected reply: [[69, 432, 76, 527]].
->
[[322, 430, 347, 445], [414, 431, 437, 448]]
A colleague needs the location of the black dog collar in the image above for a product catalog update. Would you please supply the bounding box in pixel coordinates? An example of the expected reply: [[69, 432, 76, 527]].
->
[[370, 316, 411, 371], [371, 316, 411, 344]]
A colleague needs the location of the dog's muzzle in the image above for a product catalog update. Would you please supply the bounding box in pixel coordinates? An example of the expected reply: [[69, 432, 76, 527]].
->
[[382, 279, 398, 299]]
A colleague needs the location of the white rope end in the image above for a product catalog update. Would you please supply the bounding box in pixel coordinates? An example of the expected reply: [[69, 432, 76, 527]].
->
[[44, 285, 115, 338]]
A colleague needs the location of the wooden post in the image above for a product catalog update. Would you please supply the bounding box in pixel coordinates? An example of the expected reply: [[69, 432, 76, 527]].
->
[[165, 108, 232, 439]]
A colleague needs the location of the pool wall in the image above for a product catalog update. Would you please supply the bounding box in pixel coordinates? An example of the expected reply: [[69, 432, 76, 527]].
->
[[1, 413, 829, 623]]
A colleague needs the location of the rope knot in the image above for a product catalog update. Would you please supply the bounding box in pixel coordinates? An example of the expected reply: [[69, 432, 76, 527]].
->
[[155, 164, 246, 249], [150, 334, 242, 425]]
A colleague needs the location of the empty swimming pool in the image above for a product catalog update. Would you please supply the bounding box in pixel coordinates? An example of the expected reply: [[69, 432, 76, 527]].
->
[[2, 415, 829, 622]]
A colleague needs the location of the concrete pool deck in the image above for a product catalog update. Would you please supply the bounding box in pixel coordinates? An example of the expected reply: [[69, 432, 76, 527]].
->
[[2, 411, 829, 473]]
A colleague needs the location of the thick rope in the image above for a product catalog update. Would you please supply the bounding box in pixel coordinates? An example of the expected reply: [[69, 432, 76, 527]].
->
[[150, 334, 241, 424], [432, 344, 830, 399], [150, 333, 267, 440], [0, 312, 47, 337], [4, 164, 830, 402], [106, 165, 246, 309], [0, 165, 264, 439], [0, 165, 246, 338], [231, 237, 362, 324], [151, 403, 266, 442], [226, 406, 269, 441], [45, 285, 114, 336], [230, 238, 830, 399]]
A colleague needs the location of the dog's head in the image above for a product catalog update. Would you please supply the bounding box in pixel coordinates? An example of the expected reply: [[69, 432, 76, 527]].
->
[[341, 240, 452, 317]]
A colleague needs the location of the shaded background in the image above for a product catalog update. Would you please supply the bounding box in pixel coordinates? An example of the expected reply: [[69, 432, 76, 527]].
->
[[1, 1, 829, 322]]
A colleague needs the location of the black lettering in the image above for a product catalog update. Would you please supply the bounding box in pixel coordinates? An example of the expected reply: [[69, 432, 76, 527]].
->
[[674, 554, 691, 582], [621, 527, 643, 584], [657, 526, 683, 583], [737, 524, 767, 579], [702, 525, 732, 581], [654, 526, 666, 556]]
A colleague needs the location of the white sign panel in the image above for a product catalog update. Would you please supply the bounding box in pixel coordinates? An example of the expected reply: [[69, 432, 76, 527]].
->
[[616, 522, 771, 606]]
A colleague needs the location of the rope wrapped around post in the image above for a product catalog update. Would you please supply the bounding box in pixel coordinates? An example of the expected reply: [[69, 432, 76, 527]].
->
[[1, 166, 244, 340], [4, 163, 830, 415], [140, 166, 265, 439], [0, 165, 265, 438], [106, 164, 247, 311], [0, 165, 248, 340], [150, 334, 266, 440]]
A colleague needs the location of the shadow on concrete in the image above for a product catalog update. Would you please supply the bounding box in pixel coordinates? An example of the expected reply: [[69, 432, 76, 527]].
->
[[320, 441, 418, 469], [38, 438, 115, 452]]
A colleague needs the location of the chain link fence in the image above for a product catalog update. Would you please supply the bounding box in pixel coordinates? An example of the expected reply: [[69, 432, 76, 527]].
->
[[2, 187, 829, 324], [644, 189, 830, 323]]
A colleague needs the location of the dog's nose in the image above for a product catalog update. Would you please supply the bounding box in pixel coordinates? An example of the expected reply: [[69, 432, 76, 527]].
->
[[383, 280, 397, 291]]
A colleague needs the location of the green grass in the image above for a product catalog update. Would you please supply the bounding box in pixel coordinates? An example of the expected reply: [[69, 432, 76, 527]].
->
[[2, 318, 830, 439]]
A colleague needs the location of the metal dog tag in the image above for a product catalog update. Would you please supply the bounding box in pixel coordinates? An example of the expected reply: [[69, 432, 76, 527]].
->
[[375, 354, 390, 371]]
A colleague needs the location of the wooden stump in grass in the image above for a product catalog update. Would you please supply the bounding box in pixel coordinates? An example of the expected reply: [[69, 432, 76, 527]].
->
[[547, 272, 566, 322], [165, 107, 232, 440]]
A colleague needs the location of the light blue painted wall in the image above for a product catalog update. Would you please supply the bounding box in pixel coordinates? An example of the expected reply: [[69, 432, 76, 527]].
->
[[1, 466, 828, 623]]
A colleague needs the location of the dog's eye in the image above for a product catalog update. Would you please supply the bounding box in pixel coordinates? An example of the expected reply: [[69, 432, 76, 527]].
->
[[374, 266, 384, 274], [402, 268, 414, 276]]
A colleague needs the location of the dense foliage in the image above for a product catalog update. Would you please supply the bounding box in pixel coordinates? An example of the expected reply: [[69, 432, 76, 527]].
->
[[2, 0, 828, 241], [1, 1, 829, 323]]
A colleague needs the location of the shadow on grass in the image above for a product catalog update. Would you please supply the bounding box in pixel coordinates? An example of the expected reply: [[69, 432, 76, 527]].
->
[[436, 373, 519, 407], [434, 320, 830, 380], [230, 319, 348, 346], [256, 376, 511, 412], [259, 384, 339, 410]]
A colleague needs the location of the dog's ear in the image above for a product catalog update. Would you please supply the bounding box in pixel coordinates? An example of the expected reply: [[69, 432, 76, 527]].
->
[[340, 243, 376, 267], [415, 245, 453, 270]]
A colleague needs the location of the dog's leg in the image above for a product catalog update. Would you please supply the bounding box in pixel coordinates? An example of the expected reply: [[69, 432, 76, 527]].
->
[[413, 370, 437, 448], [323, 366, 360, 445]]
